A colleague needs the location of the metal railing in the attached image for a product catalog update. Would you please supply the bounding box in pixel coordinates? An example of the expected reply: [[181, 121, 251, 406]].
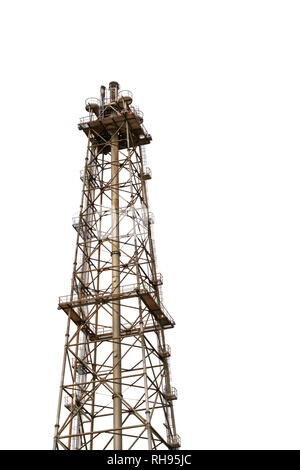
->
[[71, 358, 87, 375], [130, 106, 144, 119], [156, 302, 174, 325], [163, 386, 178, 400], [148, 212, 155, 224], [158, 344, 171, 357], [119, 283, 138, 293], [59, 282, 138, 305], [80, 89, 146, 125], [85, 97, 100, 108], [64, 396, 81, 410], [167, 432, 181, 448], [140, 123, 150, 137], [79, 107, 148, 128], [72, 215, 97, 227], [59, 282, 175, 325], [118, 90, 133, 101], [102, 90, 133, 104], [84, 91, 133, 109], [141, 146, 147, 165], [94, 319, 142, 336], [72, 216, 150, 242], [153, 273, 163, 285], [73, 206, 153, 221], [143, 167, 152, 179], [79, 114, 98, 124], [141, 209, 154, 226]]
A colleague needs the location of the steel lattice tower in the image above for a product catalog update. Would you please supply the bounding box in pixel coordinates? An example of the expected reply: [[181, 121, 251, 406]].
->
[[53, 82, 180, 450]]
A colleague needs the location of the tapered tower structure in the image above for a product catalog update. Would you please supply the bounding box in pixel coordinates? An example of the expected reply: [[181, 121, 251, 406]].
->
[[53, 82, 180, 450]]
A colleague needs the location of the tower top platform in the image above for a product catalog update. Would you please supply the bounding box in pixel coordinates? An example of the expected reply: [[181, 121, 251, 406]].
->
[[78, 85, 152, 152]]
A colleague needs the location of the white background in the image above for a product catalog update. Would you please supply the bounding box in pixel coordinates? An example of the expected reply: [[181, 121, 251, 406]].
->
[[0, 0, 300, 450]]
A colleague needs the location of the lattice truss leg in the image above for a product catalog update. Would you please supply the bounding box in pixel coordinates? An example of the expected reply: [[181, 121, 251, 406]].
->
[[53, 85, 179, 450]]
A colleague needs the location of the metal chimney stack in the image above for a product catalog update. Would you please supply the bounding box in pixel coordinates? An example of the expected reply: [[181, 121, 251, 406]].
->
[[109, 81, 119, 102]]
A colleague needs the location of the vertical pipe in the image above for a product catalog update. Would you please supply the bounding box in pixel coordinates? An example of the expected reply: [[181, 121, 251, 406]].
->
[[109, 81, 119, 102], [100, 86, 106, 104], [111, 131, 122, 450]]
